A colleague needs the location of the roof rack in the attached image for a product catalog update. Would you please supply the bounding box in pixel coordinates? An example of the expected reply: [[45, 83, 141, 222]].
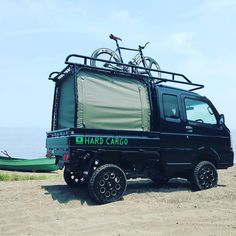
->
[[48, 54, 204, 91], [48, 65, 72, 82]]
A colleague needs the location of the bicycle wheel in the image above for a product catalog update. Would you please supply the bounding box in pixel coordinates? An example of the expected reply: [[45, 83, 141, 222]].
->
[[138, 56, 161, 77], [90, 48, 122, 70]]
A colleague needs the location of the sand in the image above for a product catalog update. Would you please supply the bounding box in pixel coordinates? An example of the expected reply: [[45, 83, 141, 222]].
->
[[0, 166, 236, 236]]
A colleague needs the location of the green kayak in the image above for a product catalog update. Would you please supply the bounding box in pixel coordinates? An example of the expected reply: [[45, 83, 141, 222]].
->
[[0, 156, 58, 172]]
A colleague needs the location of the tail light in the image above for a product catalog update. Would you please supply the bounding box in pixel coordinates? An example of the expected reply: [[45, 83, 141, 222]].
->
[[63, 153, 69, 162]]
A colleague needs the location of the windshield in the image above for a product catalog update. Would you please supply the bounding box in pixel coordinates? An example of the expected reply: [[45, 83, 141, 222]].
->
[[185, 98, 217, 125]]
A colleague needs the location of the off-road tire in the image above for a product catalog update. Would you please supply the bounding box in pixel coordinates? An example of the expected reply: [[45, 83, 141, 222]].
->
[[63, 169, 87, 187], [88, 164, 127, 204], [190, 161, 218, 191]]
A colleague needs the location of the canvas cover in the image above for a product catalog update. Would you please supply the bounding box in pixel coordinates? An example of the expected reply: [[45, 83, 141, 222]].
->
[[77, 70, 150, 131], [57, 74, 75, 129]]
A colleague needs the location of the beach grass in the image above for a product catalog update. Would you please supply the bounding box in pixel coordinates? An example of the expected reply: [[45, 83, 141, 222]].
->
[[0, 172, 48, 181]]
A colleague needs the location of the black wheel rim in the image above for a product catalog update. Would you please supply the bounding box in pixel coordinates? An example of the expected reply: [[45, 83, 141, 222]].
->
[[198, 165, 217, 189], [68, 171, 86, 185], [94, 168, 126, 202]]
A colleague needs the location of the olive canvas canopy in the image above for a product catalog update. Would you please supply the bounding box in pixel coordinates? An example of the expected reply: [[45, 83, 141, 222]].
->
[[57, 69, 151, 131], [57, 73, 75, 129]]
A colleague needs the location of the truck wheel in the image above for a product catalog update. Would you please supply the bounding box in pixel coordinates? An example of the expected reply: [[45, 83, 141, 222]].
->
[[63, 169, 87, 187], [88, 164, 127, 204], [190, 161, 218, 191]]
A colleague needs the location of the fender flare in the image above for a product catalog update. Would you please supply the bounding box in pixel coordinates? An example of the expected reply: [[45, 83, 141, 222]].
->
[[193, 146, 221, 166]]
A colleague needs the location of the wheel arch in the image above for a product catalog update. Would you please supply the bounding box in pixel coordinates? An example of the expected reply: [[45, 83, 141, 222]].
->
[[194, 146, 220, 168], [92, 150, 129, 168]]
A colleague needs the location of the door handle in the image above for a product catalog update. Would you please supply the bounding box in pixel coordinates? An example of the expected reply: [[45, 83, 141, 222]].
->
[[185, 126, 193, 132]]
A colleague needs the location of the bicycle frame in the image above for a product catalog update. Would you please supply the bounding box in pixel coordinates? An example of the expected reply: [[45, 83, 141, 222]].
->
[[113, 39, 147, 68], [91, 34, 156, 76]]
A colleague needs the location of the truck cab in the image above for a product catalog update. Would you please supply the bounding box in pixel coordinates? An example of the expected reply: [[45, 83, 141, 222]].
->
[[156, 85, 233, 176]]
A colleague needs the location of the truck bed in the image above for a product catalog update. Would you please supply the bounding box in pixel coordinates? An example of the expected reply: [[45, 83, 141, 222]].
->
[[46, 128, 160, 157]]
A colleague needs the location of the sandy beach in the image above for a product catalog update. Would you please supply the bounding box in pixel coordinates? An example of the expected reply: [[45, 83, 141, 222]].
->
[[0, 166, 235, 236]]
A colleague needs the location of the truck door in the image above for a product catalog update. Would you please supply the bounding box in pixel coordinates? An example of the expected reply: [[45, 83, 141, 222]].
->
[[158, 89, 192, 173], [181, 95, 228, 165]]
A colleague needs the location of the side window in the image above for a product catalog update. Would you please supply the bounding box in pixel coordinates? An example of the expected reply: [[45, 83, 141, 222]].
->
[[163, 94, 180, 120], [184, 98, 217, 125]]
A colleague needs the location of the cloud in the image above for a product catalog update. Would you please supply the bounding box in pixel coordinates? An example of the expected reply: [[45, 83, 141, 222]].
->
[[180, 0, 236, 19], [204, 0, 236, 13], [109, 9, 141, 25], [163, 32, 199, 56], [0, 0, 88, 36], [172, 32, 193, 45], [0, 0, 235, 128]]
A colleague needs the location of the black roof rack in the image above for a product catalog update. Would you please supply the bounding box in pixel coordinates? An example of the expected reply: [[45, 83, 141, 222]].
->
[[48, 54, 204, 91]]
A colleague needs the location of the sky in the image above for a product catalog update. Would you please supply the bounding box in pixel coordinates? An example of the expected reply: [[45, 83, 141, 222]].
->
[[0, 0, 236, 130]]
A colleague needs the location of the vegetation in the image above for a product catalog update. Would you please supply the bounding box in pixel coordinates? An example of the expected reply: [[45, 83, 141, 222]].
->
[[0, 172, 48, 181]]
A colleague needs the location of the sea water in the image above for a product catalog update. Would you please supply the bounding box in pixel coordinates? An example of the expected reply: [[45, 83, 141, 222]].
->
[[0, 128, 47, 159]]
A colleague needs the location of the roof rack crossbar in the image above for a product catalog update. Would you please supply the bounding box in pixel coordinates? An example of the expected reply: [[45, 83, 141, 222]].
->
[[50, 54, 204, 91], [65, 54, 167, 77]]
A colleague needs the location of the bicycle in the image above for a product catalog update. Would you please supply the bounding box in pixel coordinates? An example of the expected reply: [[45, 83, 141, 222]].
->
[[90, 34, 161, 77]]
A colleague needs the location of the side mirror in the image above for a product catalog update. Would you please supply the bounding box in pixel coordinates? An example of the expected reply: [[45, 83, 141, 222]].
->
[[219, 114, 225, 125]]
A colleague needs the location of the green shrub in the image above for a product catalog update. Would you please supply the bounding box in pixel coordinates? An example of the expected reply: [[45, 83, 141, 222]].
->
[[0, 173, 48, 181]]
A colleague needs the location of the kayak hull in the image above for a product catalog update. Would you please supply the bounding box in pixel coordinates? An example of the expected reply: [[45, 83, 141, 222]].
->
[[0, 156, 58, 172]]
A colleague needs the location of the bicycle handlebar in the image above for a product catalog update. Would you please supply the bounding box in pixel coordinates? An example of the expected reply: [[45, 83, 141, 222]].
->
[[139, 42, 149, 50]]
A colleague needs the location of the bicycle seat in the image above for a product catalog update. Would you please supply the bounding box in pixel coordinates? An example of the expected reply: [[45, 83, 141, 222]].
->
[[109, 34, 122, 41]]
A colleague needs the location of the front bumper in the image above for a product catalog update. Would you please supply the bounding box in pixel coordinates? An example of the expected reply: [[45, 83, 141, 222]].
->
[[218, 150, 234, 169]]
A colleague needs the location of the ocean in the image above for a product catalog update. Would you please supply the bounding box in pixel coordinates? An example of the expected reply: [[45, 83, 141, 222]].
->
[[0, 128, 235, 161], [0, 128, 47, 159]]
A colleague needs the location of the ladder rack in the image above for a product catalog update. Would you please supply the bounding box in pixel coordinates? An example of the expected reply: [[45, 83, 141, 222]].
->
[[48, 54, 204, 91]]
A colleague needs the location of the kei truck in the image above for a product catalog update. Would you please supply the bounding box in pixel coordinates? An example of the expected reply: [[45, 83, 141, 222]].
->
[[46, 53, 234, 204]]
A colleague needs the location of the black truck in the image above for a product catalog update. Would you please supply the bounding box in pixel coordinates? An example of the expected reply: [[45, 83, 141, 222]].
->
[[46, 54, 234, 204]]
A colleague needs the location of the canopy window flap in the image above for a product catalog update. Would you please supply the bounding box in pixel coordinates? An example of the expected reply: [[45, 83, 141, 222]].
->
[[57, 75, 75, 129]]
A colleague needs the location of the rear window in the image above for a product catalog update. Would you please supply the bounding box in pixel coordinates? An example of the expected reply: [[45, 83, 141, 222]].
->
[[163, 94, 180, 119]]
